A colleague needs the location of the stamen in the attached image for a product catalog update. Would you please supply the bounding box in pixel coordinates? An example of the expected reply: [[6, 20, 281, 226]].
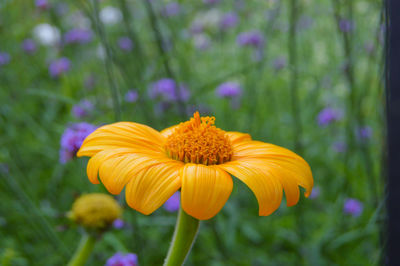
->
[[165, 112, 233, 165]]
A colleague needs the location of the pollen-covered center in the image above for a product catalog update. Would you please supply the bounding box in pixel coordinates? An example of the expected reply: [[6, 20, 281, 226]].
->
[[165, 112, 233, 165]]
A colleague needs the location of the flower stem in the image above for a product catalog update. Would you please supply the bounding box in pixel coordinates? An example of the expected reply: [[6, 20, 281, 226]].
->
[[67, 234, 97, 266], [163, 207, 200, 266]]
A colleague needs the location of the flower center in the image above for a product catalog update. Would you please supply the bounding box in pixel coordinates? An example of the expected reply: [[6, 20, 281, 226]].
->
[[165, 112, 233, 165]]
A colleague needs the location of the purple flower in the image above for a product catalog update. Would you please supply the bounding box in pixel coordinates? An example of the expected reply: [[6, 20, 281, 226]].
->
[[64, 28, 93, 44], [113, 219, 125, 229], [343, 198, 363, 217], [59, 122, 97, 163], [125, 90, 139, 103], [164, 192, 180, 212], [358, 126, 372, 140], [72, 100, 94, 119], [220, 12, 239, 30], [273, 56, 287, 71], [149, 78, 190, 102], [339, 19, 354, 33], [162, 2, 181, 17], [49, 57, 71, 78], [332, 141, 347, 153], [237, 31, 264, 48], [0, 52, 11, 66], [118, 37, 134, 52], [106, 252, 138, 266], [309, 187, 320, 199], [216, 82, 242, 98], [22, 39, 37, 54], [36, 0, 49, 10], [317, 107, 342, 126]]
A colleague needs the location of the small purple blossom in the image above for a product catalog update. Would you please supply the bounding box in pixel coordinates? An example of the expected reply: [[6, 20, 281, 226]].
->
[[0, 52, 11, 66], [358, 126, 373, 140], [106, 252, 138, 266], [237, 31, 264, 48], [317, 107, 342, 126], [332, 141, 347, 153], [149, 78, 190, 102], [339, 19, 354, 33], [343, 198, 363, 217], [164, 192, 180, 212], [59, 122, 97, 163], [220, 12, 239, 30], [125, 90, 139, 103], [216, 82, 242, 98], [113, 219, 125, 229], [72, 100, 94, 119], [309, 187, 320, 199], [22, 39, 37, 54], [49, 57, 71, 78], [162, 2, 181, 17], [273, 56, 287, 71], [36, 0, 49, 10], [118, 37, 134, 52], [64, 28, 93, 44]]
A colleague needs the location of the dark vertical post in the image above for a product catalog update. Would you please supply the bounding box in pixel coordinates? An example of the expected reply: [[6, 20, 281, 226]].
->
[[387, 0, 400, 265]]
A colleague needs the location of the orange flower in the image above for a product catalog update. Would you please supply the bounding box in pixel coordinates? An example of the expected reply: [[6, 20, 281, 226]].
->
[[77, 112, 313, 220]]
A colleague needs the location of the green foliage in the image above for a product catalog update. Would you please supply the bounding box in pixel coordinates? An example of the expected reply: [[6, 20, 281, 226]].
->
[[0, 0, 384, 265]]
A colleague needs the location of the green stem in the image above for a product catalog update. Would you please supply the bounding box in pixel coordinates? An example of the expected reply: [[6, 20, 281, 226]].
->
[[163, 207, 200, 266], [67, 234, 97, 266]]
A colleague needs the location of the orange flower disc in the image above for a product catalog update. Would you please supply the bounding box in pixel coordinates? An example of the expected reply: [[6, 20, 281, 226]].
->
[[165, 112, 233, 165]]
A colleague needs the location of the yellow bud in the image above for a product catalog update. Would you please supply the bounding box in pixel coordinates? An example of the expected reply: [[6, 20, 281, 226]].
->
[[69, 193, 122, 230]]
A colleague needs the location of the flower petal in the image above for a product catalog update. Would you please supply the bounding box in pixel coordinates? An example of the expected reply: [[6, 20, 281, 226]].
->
[[227, 158, 301, 207], [97, 151, 177, 195], [218, 161, 283, 216], [160, 124, 179, 138], [125, 162, 183, 215], [225, 131, 252, 145], [181, 164, 233, 220], [87, 148, 137, 184], [231, 141, 313, 196], [77, 122, 166, 157]]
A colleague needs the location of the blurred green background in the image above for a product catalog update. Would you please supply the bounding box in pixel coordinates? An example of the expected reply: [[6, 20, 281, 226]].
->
[[0, 0, 385, 265]]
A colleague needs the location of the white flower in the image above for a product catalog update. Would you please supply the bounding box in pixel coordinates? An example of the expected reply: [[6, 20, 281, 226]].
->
[[33, 23, 61, 46], [99, 6, 122, 25]]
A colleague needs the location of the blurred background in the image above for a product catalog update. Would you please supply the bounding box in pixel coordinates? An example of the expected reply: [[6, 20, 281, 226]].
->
[[0, 0, 385, 265]]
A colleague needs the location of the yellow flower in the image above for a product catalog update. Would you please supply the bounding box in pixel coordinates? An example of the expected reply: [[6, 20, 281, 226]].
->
[[69, 193, 122, 230], [77, 112, 313, 220]]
